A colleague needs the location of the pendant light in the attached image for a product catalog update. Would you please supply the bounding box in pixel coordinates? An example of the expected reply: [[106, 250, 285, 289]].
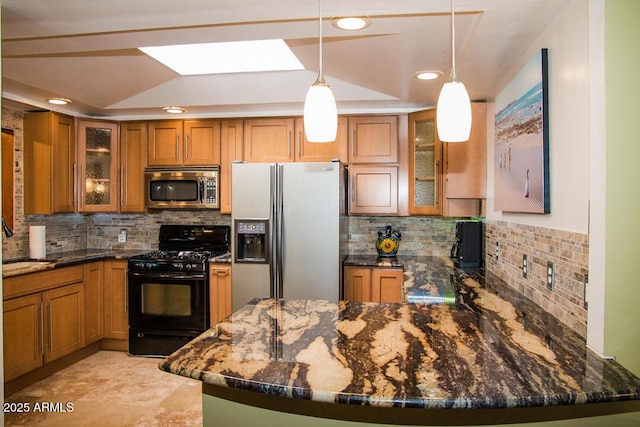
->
[[436, 0, 472, 143], [304, 0, 338, 143]]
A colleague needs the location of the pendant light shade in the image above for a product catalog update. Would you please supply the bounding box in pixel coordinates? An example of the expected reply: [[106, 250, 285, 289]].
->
[[304, 0, 338, 143], [436, 0, 472, 143], [437, 80, 471, 143]]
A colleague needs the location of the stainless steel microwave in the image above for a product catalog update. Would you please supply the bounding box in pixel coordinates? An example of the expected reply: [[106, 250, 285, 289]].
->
[[145, 167, 219, 209]]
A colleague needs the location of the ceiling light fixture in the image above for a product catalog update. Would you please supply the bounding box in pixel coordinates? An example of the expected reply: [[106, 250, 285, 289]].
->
[[304, 0, 338, 143], [436, 0, 472, 143], [413, 70, 443, 81], [163, 106, 186, 114], [46, 97, 71, 105], [332, 16, 371, 31]]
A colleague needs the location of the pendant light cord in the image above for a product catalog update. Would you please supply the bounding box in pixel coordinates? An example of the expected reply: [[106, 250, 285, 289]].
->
[[318, 0, 324, 81], [450, 0, 457, 82]]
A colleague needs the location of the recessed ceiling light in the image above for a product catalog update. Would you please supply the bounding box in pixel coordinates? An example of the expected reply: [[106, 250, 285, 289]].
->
[[46, 97, 72, 105], [413, 70, 444, 81], [332, 16, 371, 31], [139, 39, 304, 76], [163, 106, 186, 114]]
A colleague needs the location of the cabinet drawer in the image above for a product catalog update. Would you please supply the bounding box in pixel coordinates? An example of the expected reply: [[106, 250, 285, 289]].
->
[[3, 265, 84, 300]]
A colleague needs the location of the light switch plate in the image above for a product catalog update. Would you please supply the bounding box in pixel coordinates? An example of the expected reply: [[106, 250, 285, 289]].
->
[[118, 229, 127, 243]]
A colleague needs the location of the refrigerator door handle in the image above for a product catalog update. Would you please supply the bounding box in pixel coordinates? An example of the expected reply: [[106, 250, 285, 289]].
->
[[275, 164, 285, 299], [269, 164, 277, 298]]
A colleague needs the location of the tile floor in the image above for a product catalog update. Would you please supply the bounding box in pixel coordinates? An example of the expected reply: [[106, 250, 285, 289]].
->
[[4, 350, 202, 426]]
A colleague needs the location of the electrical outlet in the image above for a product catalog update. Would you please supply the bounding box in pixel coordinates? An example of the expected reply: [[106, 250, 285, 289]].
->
[[546, 261, 555, 290], [522, 254, 528, 278], [118, 229, 127, 243], [583, 274, 589, 309], [495, 242, 501, 262]]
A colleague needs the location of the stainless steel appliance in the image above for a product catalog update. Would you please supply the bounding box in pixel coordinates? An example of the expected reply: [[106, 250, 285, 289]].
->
[[128, 224, 230, 356], [450, 220, 483, 268], [231, 161, 347, 310], [145, 167, 219, 209]]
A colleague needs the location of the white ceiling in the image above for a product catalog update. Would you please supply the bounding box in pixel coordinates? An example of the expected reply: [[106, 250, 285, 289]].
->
[[1, 0, 569, 120]]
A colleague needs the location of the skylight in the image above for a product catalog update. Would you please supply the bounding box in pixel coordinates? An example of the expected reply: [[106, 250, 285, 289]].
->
[[139, 39, 305, 75]]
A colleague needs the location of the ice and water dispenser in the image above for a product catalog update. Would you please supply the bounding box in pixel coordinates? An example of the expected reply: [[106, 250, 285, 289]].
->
[[234, 219, 269, 263]]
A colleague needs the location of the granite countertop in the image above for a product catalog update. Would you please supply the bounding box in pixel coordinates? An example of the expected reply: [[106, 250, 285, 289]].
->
[[2, 249, 148, 278], [159, 258, 640, 411]]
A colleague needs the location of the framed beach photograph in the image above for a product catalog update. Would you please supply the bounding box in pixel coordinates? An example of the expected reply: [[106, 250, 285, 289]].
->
[[494, 48, 550, 214]]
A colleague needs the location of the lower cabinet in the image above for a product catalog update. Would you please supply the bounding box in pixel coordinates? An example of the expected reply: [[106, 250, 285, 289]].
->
[[3, 278, 85, 382], [84, 261, 104, 345], [3, 293, 43, 381], [209, 263, 232, 326], [343, 266, 404, 303], [43, 283, 85, 363], [103, 260, 129, 340]]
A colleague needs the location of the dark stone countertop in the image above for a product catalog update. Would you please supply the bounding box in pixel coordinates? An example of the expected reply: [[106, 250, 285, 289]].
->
[[159, 256, 640, 413], [2, 249, 148, 277]]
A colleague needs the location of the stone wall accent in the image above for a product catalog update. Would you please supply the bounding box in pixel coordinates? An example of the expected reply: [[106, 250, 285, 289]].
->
[[484, 219, 589, 338]]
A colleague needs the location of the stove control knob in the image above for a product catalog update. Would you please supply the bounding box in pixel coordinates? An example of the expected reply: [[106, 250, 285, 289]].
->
[[185, 264, 193, 271]]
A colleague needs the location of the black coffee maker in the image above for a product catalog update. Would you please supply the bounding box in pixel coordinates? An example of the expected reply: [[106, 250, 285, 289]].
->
[[450, 221, 482, 268]]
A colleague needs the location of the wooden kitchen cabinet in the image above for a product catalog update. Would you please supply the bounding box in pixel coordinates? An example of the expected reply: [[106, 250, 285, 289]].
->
[[84, 261, 104, 345], [209, 263, 232, 325], [23, 111, 76, 214], [43, 282, 85, 363], [408, 108, 442, 215], [243, 117, 295, 163], [348, 165, 398, 215], [294, 116, 348, 163], [3, 294, 43, 382], [147, 119, 221, 166], [103, 260, 129, 341], [3, 265, 86, 382], [119, 122, 147, 213], [348, 116, 398, 164], [409, 104, 488, 217], [77, 120, 119, 212], [220, 120, 244, 214], [343, 266, 403, 303], [442, 102, 487, 217]]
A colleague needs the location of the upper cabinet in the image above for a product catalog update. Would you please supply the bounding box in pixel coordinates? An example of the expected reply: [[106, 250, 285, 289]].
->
[[408, 109, 442, 215], [119, 122, 148, 213], [348, 116, 398, 164], [408, 103, 487, 217], [147, 119, 220, 167], [295, 116, 348, 163], [24, 111, 76, 214], [442, 103, 487, 217], [77, 120, 119, 213], [243, 117, 295, 163], [220, 119, 244, 215]]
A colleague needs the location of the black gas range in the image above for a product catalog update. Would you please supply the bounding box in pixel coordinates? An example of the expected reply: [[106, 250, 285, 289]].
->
[[127, 224, 230, 357]]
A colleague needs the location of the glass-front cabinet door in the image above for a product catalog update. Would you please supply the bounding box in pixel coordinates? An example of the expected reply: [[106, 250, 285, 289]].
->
[[77, 120, 119, 212], [408, 109, 442, 215]]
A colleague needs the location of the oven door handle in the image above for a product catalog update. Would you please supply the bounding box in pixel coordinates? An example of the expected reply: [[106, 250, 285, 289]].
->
[[128, 271, 206, 280]]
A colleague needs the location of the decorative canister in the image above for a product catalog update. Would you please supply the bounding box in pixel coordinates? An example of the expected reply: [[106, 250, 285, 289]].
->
[[376, 225, 402, 257]]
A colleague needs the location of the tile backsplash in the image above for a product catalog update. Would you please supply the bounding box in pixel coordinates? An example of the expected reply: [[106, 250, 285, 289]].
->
[[484, 219, 589, 338]]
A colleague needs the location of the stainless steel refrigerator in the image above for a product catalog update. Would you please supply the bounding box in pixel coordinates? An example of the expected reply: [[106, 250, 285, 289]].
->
[[231, 161, 346, 311]]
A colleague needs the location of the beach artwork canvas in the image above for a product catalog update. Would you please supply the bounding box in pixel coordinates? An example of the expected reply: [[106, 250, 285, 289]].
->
[[494, 48, 550, 214]]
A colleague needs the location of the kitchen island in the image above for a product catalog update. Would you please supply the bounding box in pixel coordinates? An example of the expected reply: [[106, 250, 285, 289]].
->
[[159, 258, 640, 426]]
